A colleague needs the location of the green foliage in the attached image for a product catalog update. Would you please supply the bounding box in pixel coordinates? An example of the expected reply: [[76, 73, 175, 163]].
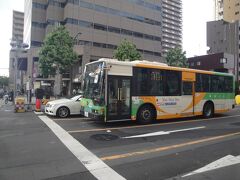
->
[[165, 47, 188, 67], [0, 76, 9, 88], [113, 39, 141, 61], [39, 26, 78, 77]]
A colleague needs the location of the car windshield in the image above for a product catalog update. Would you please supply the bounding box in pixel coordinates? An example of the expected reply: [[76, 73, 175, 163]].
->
[[70, 95, 82, 101], [82, 62, 105, 101]]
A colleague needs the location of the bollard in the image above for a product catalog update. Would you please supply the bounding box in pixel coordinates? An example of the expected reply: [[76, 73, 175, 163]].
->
[[35, 99, 41, 112]]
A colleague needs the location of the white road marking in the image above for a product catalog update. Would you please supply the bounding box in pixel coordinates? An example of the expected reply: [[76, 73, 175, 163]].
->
[[38, 115, 125, 180], [183, 155, 240, 177], [34, 111, 44, 115], [122, 126, 206, 139], [53, 117, 91, 121]]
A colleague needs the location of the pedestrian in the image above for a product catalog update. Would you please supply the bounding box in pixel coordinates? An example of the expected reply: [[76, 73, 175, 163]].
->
[[73, 89, 76, 95]]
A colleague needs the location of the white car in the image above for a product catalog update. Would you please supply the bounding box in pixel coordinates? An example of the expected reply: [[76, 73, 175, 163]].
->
[[45, 95, 82, 118]]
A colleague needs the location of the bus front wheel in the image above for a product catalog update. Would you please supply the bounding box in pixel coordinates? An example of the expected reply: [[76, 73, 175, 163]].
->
[[137, 105, 156, 124], [203, 102, 214, 118]]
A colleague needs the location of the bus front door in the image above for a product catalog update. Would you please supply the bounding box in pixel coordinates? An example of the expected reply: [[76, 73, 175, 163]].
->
[[107, 76, 131, 121]]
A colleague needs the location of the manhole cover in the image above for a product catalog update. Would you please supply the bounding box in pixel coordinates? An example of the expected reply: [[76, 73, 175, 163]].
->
[[91, 134, 119, 141]]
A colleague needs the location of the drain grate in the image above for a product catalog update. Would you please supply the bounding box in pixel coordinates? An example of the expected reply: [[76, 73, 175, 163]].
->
[[91, 134, 119, 141]]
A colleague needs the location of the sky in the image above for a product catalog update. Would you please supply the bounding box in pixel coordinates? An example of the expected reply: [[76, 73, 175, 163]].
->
[[0, 0, 214, 77]]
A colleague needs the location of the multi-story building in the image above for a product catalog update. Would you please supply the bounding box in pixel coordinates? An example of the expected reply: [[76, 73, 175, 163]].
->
[[12, 11, 24, 43], [188, 53, 235, 74], [207, 20, 240, 82], [214, 0, 240, 22], [22, 0, 182, 96], [162, 0, 182, 54], [9, 10, 26, 92]]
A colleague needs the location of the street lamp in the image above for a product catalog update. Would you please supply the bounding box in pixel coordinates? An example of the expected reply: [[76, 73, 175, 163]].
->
[[10, 38, 29, 102], [69, 32, 82, 95]]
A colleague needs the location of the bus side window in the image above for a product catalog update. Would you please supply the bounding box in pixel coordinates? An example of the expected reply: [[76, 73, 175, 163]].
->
[[165, 70, 181, 96]]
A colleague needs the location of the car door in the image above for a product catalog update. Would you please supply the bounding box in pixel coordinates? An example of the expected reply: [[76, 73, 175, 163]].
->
[[70, 96, 82, 114]]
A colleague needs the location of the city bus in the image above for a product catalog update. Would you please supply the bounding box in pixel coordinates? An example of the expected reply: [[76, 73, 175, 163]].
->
[[80, 58, 235, 124]]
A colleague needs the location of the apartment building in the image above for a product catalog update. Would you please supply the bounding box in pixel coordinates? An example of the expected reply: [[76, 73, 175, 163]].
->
[[9, 11, 26, 91], [215, 0, 240, 22], [162, 0, 182, 54], [22, 0, 182, 95]]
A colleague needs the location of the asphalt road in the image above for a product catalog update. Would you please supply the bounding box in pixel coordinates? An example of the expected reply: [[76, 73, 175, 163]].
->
[[48, 106, 240, 180], [1, 102, 240, 180]]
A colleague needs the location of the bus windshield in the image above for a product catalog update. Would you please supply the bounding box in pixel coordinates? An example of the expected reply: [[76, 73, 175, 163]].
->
[[82, 62, 105, 103]]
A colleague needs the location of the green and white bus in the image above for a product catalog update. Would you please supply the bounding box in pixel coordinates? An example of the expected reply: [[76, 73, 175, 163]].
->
[[80, 58, 235, 124]]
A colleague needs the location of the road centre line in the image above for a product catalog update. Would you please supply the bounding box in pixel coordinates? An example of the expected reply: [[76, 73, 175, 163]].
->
[[67, 114, 240, 134], [100, 131, 240, 161], [39, 115, 125, 180]]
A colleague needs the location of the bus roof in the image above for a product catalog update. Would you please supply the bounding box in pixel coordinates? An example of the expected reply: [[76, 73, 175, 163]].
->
[[86, 58, 233, 76]]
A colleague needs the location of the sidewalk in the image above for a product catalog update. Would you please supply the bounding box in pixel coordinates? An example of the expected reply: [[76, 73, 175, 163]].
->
[[0, 96, 57, 112], [0, 109, 95, 180]]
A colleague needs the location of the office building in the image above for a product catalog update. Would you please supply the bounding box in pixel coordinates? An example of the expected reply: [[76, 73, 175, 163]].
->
[[22, 0, 182, 95], [9, 10, 26, 92], [207, 20, 240, 82]]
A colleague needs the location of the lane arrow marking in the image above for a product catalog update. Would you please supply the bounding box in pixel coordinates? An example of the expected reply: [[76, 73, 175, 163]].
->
[[122, 126, 205, 139], [183, 155, 240, 177]]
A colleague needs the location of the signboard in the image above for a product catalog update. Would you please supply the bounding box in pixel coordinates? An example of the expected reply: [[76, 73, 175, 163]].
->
[[33, 82, 41, 89]]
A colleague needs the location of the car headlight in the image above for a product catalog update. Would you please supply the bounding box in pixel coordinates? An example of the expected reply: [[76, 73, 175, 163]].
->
[[46, 104, 56, 108], [50, 104, 56, 108]]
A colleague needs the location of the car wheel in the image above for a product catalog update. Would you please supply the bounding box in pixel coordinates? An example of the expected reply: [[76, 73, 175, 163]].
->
[[57, 107, 69, 118]]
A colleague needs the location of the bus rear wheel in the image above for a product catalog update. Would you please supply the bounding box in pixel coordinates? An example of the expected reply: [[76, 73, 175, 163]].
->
[[137, 105, 156, 124], [203, 102, 214, 118]]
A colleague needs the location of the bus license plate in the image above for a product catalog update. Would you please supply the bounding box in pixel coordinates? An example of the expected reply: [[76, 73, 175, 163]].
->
[[84, 112, 88, 117]]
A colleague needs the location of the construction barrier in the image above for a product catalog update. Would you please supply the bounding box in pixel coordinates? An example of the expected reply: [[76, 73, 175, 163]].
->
[[15, 97, 25, 113], [42, 98, 49, 105], [35, 99, 41, 112]]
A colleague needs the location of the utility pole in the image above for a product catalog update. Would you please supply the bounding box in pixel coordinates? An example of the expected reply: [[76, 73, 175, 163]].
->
[[10, 38, 29, 102]]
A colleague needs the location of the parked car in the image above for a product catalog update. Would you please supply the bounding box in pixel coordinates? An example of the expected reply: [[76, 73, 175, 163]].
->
[[45, 95, 82, 118]]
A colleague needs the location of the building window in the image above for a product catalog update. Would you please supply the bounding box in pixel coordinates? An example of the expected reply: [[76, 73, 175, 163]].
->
[[108, 26, 120, 33], [197, 61, 201, 66], [67, 0, 162, 27], [220, 58, 227, 64]]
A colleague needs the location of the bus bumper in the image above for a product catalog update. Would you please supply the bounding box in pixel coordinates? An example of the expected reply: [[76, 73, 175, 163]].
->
[[80, 110, 104, 121]]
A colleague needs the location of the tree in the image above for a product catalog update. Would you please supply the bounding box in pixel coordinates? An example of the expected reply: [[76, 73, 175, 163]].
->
[[0, 76, 9, 88], [165, 47, 188, 67], [39, 26, 78, 76], [113, 39, 141, 61], [39, 26, 78, 96]]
